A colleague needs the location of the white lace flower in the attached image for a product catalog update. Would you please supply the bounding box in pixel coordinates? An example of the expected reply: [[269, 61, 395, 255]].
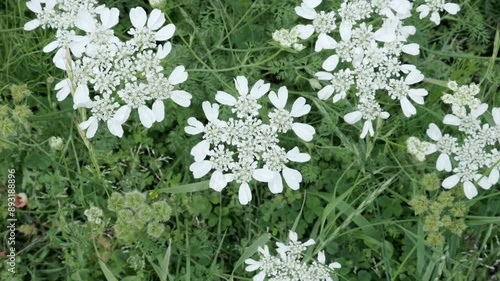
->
[[215, 76, 270, 118], [443, 103, 488, 135], [268, 86, 315, 141], [186, 77, 313, 205], [416, 0, 460, 25], [25, 1, 190, 138], [295, 0, 338, 52], [245, 230, 341, 281], [128, 7, 175, 48], [386, 70, 428, 118], [409, 82, 498, 199], [426, 123, 457, 172]]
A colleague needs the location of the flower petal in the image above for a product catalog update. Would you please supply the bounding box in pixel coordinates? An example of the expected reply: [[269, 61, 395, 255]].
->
[[315, 33, 336, 52], [463, 181, 478, 199], [283, 166, 302, 190], [147, 9, 166, 30], [322, 55, 339, 71], [234, 76, 249, 96], [155, 24, 176, 41], [291, 123, 315, 142], [138, 105, 156, 128], [436, 153, 452, 172], [286, 147, 311, 162], [130, 7, 147, 28], [185, 117, 204, 135], [152, 99, 165, 122], [296, 24, 315, 40], [290, 97, 311, 117], [171, 90, 192, 107], [268, 171, 283, 194], [442, 174, 460, 189], [169, 65, 188, 85], [253, 168, 274, 182], [215, 91, 237, 106], [190, 160, 212, 178], [295, 4, 316, 20], [238, 182, 252, 205]]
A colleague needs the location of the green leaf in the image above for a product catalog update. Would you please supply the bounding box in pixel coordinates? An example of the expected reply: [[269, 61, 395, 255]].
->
[[233, 233, 271, 273], [99, 260, 118, 281], [156, 181, 210, 194]]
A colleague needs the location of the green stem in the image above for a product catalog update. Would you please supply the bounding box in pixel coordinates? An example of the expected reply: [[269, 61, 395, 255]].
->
[[423, 77, 448, 87], [187, 50, 282, 73]]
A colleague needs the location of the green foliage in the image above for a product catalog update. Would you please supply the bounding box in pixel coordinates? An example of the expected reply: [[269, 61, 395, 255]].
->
[[0, 0, 498, 280]]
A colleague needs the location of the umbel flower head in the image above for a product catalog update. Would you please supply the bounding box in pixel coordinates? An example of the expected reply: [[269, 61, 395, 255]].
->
[[272, 0, 445, 138], [244, 230, 341, 281], [407, 81, 500, 199], [108, 190, 172, 243], [185, 76, 315, 205], [24, 1, 191, 138]]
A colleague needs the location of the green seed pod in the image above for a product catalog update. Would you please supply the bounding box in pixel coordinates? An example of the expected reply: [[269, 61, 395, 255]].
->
[[422, 173, 440, 191], [108, 192, 125, 212], [146, 221, 165, 239], [408, 195, 429, 215], [125, 190, 146, 210], [0, 105, 9, 119], [152, 201, 172, 222], [426, 231, 444, 247], [12, 105, 32, 122], [448, 218, 467, 236], [117, 209, 134, 222], [10, 84, 31, 102]]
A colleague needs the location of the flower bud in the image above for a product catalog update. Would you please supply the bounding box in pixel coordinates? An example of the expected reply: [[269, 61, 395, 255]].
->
[[49, 136, 64, 151], [149, 0, 166, 9]]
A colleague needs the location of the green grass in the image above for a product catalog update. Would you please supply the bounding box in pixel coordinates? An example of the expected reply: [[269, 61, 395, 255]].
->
[[0, 0, 499, 280]]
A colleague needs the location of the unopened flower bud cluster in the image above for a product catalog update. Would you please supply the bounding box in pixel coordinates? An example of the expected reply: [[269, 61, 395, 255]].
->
[[272, 27, 305, 51], [24, 0, 191, 138], [84, 206, 103, 225], [185, 76, 315, 205], [409, 186, 468, 247], [407, 82, 499, 199], [108, 190, 172, 243], [0, 84, 33, 151], [245, 230, 341, 281]]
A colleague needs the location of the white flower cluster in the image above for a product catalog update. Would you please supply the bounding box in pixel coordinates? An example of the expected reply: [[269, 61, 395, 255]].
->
[[272, 27, 305, 51], [274, 0, 459, 138], [416, 0, 461, 25], [304, 0, 428, 138], [24, 0, 191, 138], [84, 206, 103, 224], [407, 81, 500, 199], [185, 76, 315, 205], [245, 230, 341, 281]]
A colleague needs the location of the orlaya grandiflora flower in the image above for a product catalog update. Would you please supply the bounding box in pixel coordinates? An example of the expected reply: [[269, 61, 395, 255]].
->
[[266, 147, 311, 194], [186, 77, 314, 205], [387, 70, 428, 118], [294, 0, 338, 52], [185, 102, 273, 205], [79, 104, 131, 138], [215, 76, 270, 117], [343, 102, 390, 139], [416, 0, 461, 25], [73, 7, 121, 56], [268, 86, 315, 142], [23, 0, 57, 31], [152, 65, 191, 122], [128, 7, 175, 47]]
